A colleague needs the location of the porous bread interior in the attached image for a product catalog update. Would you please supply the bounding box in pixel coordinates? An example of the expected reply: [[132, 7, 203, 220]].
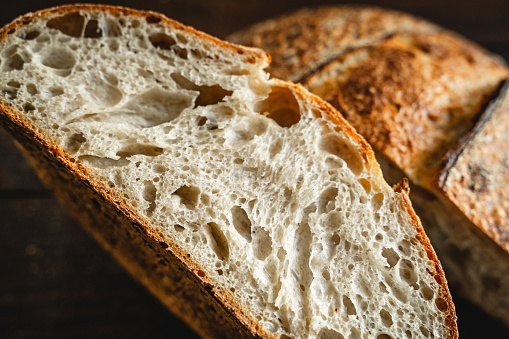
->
[[0, 9, 450, 338]]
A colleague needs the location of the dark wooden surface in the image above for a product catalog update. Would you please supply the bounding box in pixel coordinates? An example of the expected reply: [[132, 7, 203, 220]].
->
[[1, 1, 509, 338]]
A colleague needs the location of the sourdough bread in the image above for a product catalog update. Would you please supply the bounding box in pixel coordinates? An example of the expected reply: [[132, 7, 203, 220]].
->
[[228, 5, 509, 326], [0, 5, 457, 338]]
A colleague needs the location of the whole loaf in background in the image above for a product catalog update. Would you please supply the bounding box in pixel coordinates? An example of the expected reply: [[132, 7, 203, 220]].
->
[[228, 5, 509, 326]]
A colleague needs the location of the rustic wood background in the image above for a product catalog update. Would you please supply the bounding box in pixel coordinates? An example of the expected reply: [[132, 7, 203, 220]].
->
[[1, 0, 508, 338]]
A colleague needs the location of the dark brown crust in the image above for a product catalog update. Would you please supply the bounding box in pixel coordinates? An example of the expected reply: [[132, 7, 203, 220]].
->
[[437, 81, 509, 253]]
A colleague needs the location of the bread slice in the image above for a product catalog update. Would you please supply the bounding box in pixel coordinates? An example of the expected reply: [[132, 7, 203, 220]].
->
[[0, 5, 457, 338], [228, 5, 509, 326]]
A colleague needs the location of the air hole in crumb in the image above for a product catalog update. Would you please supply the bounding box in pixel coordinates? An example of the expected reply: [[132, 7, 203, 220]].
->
[[81, 72, 122, 106], [397, 239, 412, 256], [435, 297, 448, 312], [116, 144, 164, 158], [173, 46, 188, 59], [46, 86, 64, 98], [319, 134, 363, 175], [331, 233, 341, 246], [7, 81, 20, 88], [317, 187, 338, 214], [377, 335, 392, 339], [420, 326, 429, 337], [197, 270, 205, 278], [23, 30, 40, 40], [197, 116, 208, 126], [269, 138, 283, 158], [146, 15, 162, 24], [116, 87, 194, 127], [231, 206, 252, 242], [66, 133, 86, 152], [84, 20, 102, 38], [255, 86, 301, 127], [372, 193, 384, 211], [343, 295, 356, 315], [277, 247, 286, 262], [3, 54, 24, 71], [173, 185, 200, 209], [46, 12, 85, 37], [142, 180, 157, 214], [153, 164, 167, 173], [324, 211, 343, 230], [175, 33, 188, 44], [399, 259, 418, 289], [171, 73, 233, 107], [322, 271, 331, 281], [191, 49, 205, 59], [349, 328, 360, 339], [22, 103, 35, 112], [420, 283, 434, 301], [317, 329, 344, 339], [252, 226, 272, 261], [26, 83, 38, 95], [358, 178, 371, 193], [380, 309, 393, 327], [382, 248, 399, 268], [206, 222, 229, 261], [104, 19, 122, 37], [174, 224, 185, 232], [41, 47, 76, 74], [79, 155, 129, 168], [149, 32, 176, 49]]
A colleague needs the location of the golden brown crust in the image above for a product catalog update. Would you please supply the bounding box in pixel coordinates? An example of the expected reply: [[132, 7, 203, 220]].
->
[[228, 5, 441, 82], [438, 81, 509, 253], [303, 32, 508, 185], [229, 5, 508, 185], [394, 178, 458, 338]]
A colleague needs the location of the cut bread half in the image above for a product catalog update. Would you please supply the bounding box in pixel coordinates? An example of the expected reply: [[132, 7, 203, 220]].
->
[[228, 5, 509, 326], [0, 5, 457, 338]]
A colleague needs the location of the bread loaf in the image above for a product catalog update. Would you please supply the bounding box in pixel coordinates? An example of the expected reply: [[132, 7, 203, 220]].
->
[[228, 5, 509, 326], [0, 5, 457, 338]]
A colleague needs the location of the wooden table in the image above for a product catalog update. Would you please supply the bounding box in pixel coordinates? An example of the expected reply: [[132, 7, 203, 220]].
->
[[1, 0, 509, 337]]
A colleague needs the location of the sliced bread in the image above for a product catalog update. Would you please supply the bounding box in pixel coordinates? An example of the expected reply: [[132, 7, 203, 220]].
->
[[0, 5, 457, 338], [228, 5, 509, 326]]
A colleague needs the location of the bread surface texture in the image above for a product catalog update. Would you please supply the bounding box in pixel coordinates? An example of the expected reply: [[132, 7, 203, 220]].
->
[[228, 5, 509, 325], [0, 5, 456, 338]]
